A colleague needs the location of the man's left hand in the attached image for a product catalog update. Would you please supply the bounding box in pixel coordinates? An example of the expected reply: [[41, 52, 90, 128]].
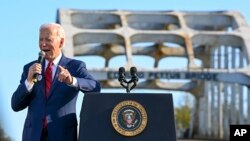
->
[[58, 65, 73, 85]]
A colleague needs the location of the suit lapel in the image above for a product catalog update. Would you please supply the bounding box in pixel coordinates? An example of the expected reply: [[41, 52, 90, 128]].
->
[[47, 55, 69, 100]]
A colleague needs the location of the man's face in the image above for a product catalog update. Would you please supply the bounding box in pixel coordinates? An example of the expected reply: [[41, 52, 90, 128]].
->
[[39, 26, 63, 61]]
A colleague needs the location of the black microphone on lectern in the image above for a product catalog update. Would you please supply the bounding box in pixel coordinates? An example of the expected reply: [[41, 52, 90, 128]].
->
[[130, 67, 138, 82], [118, 67, 128, 91], [118, 66, 139, 93], [32, 51, 45, 83], [118, 67, 126, 82], [130, 67, 138, 91]]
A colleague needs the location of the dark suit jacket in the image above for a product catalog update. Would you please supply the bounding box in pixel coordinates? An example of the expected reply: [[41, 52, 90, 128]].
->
[[11, 55, 101, 141]]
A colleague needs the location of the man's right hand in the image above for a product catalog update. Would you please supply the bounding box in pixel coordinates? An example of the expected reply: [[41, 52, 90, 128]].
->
[[27, 63, 42, 83]]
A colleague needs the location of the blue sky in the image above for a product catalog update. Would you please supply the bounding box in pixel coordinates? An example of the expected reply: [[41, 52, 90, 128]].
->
[[0, 0, 249, 140]]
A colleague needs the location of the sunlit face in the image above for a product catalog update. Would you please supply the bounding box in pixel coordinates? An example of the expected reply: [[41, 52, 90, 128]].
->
[[39, 26, 64, 61]]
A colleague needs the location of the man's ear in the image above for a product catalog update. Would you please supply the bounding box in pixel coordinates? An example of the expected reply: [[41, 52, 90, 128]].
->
[[60, 38, 64, 48]]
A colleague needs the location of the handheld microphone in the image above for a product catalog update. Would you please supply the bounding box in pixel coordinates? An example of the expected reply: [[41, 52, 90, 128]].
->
[[32, 51, 45, 83]]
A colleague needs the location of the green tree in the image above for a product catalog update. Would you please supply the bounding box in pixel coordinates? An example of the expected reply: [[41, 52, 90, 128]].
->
[[175, 105, 191, 128], [175, 93, 193, 129]]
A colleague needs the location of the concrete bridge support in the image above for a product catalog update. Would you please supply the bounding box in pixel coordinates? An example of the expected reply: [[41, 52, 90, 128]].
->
[[57, 9, 250, 140]]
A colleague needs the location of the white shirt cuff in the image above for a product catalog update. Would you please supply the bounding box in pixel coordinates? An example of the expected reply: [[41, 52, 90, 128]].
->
[[68, 77, 78, 87], [25, 79, 34, 92]]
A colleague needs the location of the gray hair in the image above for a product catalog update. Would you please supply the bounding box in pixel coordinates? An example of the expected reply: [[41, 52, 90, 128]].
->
[[40, 23, 65, 39]]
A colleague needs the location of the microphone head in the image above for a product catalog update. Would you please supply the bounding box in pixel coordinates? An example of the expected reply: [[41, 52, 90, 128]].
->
[[38, 51, 45, 63], [39, 50, 45, 57], [130, 67, 137, 74], [119, 67, 125, 74]]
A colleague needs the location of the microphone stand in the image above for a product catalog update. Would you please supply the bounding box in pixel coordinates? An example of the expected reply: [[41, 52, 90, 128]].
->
[[118, 67, 138, 93]]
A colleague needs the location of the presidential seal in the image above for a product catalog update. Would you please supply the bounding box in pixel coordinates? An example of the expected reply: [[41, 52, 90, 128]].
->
[[111, 100, 147, 136]]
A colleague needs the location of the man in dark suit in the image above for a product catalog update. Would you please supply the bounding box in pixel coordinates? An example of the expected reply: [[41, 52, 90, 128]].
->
[[11, 23, 101, 141]]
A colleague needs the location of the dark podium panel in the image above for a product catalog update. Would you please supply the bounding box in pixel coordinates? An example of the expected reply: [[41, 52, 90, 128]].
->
[[78, 93, 177, 141]]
